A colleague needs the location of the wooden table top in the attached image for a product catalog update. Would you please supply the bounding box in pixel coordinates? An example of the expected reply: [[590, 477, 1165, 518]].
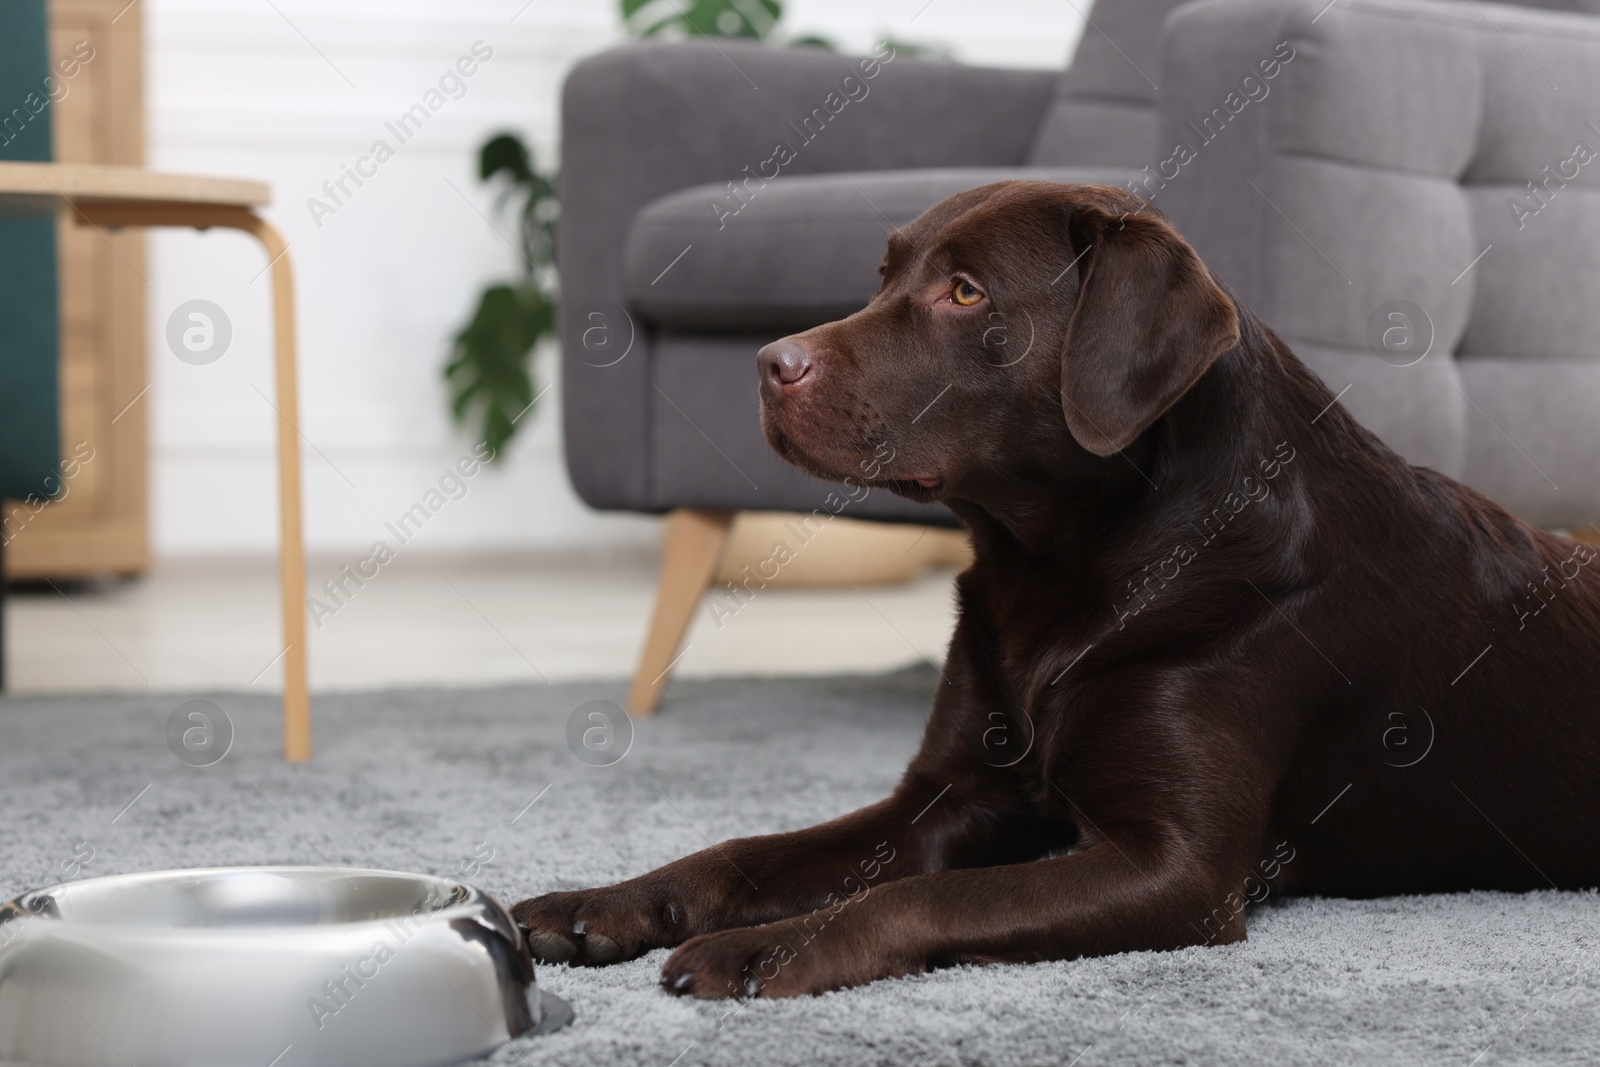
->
[[0, 162, 270, 214]]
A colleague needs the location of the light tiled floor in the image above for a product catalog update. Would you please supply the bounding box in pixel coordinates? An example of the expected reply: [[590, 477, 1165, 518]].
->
[[6, 554, 960, 694]]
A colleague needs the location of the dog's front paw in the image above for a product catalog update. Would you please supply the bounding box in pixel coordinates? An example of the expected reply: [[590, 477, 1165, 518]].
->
[[660, 921, 921, 999], [511, 883, 689, 967]]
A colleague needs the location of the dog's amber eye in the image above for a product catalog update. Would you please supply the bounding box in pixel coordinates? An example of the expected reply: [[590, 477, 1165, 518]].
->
[[952, 279, 983, 306]]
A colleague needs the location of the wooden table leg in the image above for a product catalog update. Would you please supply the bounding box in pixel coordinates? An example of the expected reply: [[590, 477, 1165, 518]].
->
[[73, 201, 312, 761], [240, 214, 310, 761]]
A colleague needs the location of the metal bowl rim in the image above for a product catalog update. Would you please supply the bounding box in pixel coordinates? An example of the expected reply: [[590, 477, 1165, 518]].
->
[[3, 865, 490, 936]]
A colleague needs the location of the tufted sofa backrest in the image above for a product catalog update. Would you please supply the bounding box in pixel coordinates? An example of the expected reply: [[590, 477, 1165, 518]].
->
[[1155, 0, 1600, 524], [1031, 0, 1600, 166]]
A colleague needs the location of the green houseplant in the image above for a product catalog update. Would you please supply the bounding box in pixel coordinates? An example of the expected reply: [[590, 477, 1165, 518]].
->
[[444, 133, 558, 460]]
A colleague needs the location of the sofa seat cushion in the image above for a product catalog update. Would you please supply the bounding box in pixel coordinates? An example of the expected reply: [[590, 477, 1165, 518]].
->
[[622, 166, 1141, 333]]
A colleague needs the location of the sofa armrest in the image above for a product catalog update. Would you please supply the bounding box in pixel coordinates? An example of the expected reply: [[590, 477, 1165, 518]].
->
[[559, 40, 1057, 510]]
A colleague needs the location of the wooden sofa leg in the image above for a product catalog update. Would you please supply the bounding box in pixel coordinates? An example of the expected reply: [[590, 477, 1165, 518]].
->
[[627, 508, 734, 716]]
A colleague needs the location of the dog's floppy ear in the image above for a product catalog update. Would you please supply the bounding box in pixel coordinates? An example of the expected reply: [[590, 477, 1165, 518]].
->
[[1059, 204, 1241, 457]]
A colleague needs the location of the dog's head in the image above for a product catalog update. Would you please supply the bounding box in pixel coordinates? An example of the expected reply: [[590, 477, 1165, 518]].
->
[[757, 182, 1241, 503]]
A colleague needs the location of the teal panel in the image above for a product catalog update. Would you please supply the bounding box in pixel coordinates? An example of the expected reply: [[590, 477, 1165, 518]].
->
[[0, 0, 63, 506]]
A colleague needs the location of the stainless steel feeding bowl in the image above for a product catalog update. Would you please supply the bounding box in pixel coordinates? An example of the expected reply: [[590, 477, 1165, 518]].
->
[[0, 866, 571, 1067]]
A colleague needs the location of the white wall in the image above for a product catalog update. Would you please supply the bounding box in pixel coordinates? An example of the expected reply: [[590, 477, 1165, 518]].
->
[[146, 0, 1085, 558]]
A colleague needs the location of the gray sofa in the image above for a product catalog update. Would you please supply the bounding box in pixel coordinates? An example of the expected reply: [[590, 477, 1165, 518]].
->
[[560, 0, 1600, 710]]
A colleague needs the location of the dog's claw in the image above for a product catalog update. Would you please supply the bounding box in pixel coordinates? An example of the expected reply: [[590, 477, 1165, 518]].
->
[[743, 974, 763, 998], [664, 902, 680, 925], [672, 972, 693, 993], [571, 920, 587, 939]]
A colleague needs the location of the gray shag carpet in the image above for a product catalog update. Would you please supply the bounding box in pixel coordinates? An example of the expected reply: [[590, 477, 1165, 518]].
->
[[3, 667, 1597, 1067]]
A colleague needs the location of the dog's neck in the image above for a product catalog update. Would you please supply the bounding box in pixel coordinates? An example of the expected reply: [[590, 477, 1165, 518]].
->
[[945, 455, 1152, 563]]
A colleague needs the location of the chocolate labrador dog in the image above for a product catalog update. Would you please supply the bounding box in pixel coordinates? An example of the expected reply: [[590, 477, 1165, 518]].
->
[[513, 182, 1600, 999]]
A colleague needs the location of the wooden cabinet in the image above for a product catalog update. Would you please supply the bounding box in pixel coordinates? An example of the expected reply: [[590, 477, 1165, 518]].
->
[[6, 0, 147, 578]]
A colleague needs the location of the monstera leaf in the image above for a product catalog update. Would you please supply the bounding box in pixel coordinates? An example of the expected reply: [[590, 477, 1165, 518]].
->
[[478, 133, 558, 269], [445, 283, 554, 459]]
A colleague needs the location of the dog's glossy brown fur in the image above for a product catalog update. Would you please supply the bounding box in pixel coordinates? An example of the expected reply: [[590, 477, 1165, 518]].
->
[[513, 182, 1600, 999]]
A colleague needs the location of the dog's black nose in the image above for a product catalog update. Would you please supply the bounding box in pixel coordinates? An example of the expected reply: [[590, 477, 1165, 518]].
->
[[758, 339, 812, 388]]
